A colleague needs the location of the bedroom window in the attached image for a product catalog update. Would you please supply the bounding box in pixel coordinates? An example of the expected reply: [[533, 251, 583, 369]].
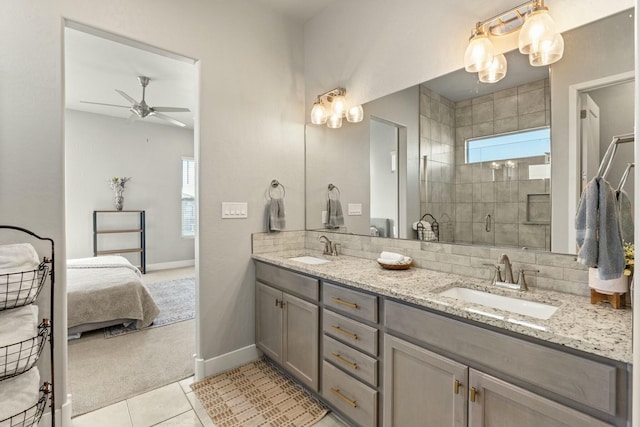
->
[[182, 158, 196, 238]]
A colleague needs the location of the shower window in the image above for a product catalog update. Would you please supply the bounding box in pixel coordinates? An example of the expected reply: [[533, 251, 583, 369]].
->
[[466, 127, 550, 164]]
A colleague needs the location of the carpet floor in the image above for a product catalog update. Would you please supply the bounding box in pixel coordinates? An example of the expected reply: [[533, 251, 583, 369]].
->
[[191, 358, 329, 427], [104, 277, 195, 338]]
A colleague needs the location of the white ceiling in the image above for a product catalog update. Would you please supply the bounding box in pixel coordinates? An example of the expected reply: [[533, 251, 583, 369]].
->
[[253, 0, 338, 23]]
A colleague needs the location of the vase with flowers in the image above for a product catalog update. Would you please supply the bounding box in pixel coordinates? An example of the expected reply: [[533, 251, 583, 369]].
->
[[109, 176, 131, 211]]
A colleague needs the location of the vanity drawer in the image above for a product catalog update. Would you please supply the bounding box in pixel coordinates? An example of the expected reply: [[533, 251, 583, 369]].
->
[[322, 361, 377, 427], [323, 282, 378, 323], [255, 261, 319, 301], [324, 335, 378, 386], [323, 310, 378, 356], [385, 299, 618, 416]]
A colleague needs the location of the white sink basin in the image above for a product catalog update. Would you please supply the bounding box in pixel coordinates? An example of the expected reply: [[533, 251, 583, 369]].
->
[[438, 287, 558, 320], [288, 256, 331, 265]]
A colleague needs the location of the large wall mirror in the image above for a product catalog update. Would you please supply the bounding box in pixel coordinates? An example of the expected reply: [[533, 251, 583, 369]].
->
[[305, 9, 634, 255]]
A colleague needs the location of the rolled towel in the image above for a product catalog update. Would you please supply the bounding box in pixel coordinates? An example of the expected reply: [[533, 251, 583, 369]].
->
[[379, 251, 405, 261], [377, 256, 412, 265], [0, 305, 39, 376], [412, 221, 432, 231], [0, 366, 40, 422], [0, 243, 39, 275]]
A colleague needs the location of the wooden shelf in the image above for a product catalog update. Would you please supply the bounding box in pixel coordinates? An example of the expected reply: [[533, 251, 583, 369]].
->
[[94, 210, 146, 273], [96, 248, 143, 255], [96, 229, 143, 234]]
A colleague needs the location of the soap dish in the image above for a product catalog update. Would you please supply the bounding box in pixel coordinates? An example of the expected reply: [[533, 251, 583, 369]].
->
[[377, 260, 413, 270]]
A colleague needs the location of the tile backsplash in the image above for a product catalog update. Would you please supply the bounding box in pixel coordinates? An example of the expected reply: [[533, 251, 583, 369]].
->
[[252, 230, 590, 296]]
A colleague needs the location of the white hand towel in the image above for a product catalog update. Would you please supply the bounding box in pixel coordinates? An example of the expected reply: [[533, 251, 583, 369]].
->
[[0, 243, 39, 275], [0, 305, 39, 376], [379, 251, 405, 261], [377, 256, 412, 265], [0, 367, 40, 422], [412, 221, 432, 231]]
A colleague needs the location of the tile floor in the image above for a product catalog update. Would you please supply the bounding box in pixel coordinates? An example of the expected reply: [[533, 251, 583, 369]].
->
[[72, 376, 348, 427]]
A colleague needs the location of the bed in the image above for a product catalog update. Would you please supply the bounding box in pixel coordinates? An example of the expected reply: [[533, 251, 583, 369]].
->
[[67, 256, 159, 337]]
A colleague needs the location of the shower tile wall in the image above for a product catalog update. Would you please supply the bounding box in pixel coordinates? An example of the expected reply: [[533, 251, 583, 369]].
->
[[420, 78, 551, 250]]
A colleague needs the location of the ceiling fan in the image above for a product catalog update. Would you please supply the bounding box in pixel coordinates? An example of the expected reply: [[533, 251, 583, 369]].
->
[[81, 76, 191, 127]]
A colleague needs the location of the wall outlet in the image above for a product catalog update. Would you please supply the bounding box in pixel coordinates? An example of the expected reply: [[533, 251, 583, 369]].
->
[[221, 202, 248, 218], [348, 203, 362, 216], [321, 210, 327, 224]]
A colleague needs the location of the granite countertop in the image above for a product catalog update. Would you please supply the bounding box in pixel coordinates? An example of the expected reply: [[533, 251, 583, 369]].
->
[[252, 250, 632, 364]]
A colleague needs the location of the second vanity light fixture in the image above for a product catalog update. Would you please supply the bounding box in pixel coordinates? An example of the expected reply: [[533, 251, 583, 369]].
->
[[310, 87, 364, 129], [464, 0, 564, 83]]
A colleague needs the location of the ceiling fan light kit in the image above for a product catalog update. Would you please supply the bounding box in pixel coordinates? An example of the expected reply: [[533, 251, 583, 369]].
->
[[81, 75, 191, 127]]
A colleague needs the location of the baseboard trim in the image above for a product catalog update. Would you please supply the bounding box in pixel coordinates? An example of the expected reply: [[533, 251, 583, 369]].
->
[[146, 259, 195, 272], [194, 344, 261, 381], [39, 394, 72, 427]]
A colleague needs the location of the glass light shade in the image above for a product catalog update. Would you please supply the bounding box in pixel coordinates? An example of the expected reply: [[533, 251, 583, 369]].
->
[[310, 101, 328, 125], [464, 32, 494, 73], [518, 9, 558, 54], [479, 54, 507, 83], [529, 33, 564, 66], [327, 113, 343, 129], [346, 104, 364, 123], [331, 94, 348, 117]]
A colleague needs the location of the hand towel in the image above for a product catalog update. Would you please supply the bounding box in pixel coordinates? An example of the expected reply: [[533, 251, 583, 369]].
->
[[576, 177, 625, 280], [378, 251, 412, 265], [412, 221, 432, 231], [266, 198, 285, 232], [326, 199, 344, 229], [0, 243, 39, 275], [0, 305, 39, 375], [379, 251, 405, 262], [0, 366, 40, 422], [617, 189, 634, 244]]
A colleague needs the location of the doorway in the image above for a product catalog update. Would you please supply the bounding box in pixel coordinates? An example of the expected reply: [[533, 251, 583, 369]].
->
[[63, 21, 199, 416], [370, 118, 401, 238]]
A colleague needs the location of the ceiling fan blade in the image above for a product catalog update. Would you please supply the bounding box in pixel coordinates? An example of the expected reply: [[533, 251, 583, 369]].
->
[[115, 89, 138, 105], [80, 101, 130, 108], [151, 107, 191, 113], [150, 111, 187, 127]]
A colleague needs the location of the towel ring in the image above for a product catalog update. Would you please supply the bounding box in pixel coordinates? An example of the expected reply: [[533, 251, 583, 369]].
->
[[269, 179, 285, 199], [328, 183, 340, 200]]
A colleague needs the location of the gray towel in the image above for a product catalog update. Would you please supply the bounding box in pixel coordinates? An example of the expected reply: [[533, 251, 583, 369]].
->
[[576, 177, 625, 280], [617, 189, 634, 244], [326, 199, 344, 229], [266, 198, 285, 232]]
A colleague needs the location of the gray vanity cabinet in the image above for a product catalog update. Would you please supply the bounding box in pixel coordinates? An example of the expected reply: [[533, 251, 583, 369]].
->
[[383, 334, 467, 427], [468, 370, 611, 427], [255, 263, 320, 392]]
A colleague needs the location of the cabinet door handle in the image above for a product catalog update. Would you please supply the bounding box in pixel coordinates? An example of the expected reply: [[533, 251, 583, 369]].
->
[[330, 388, 357, 408], [275, 299, 280, 307], [470, 387, 478, 402], [331, 352, 358, 370], [331, 297, 358, 309], [331, 325, 358, 340], [454, 379, 462, 395]]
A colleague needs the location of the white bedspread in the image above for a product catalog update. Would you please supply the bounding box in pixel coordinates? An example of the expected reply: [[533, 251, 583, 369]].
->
[[0, 305, 39, 377], [0, 366, 40, 424], [67, 256, 159, 330]]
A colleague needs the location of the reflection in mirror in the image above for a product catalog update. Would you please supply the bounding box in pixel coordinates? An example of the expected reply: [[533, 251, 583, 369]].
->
[[305, 9, 634, 256], [370, 118, 400, 238]]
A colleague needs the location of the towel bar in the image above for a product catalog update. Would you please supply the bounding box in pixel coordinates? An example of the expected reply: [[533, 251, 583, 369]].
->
[[269, 180, 285, 199]]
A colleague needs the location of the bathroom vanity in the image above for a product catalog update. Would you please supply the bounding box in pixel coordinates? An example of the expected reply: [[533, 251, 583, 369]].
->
[[253, 251, 631, 427]]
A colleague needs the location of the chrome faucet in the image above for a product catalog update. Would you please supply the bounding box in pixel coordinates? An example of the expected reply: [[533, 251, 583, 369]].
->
[[498, 254, 514, 284], [318, 235, 333, 255]]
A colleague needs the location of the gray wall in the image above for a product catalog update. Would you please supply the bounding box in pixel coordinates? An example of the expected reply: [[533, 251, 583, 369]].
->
[[65, 110, 195, 265]]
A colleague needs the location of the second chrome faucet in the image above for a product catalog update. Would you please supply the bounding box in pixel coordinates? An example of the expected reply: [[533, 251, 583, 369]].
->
[[318, 235, 340, 256], [489, 254, 538, 292]]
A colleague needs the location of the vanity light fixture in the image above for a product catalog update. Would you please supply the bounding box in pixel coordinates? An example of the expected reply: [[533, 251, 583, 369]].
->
[[463, 0, 564, 83], [310, 87, 363, 128]]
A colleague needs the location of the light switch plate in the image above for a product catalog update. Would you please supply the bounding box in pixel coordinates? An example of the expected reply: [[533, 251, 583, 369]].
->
[[221, 202, 248, 218], [347, 203, 362, 216]]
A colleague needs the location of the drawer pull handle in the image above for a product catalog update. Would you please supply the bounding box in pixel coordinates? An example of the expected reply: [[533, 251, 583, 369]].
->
[[454, 379, 462, 395], [331, 352, 358, 370], [330, 388, 357, 408], [470, 387, 478, 403], [331, 297, 358, 309], [331, 325, 358, 340]]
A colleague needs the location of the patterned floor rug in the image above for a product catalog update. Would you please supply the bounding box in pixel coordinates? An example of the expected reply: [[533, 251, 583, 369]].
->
[[191, 358, 329, 427], [104, 277, 195, 338]]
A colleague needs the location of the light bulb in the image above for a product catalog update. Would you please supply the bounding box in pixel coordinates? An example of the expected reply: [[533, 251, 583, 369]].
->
[[519, 7, 558, 55], [479, 54, 507, 83], [331, 94, 348, 117], [310, 99, 328, 125], [464, 28, 494, 73], [529, 33, 564, 66], [327, 113, 343, 129], [346, 105, 364, 123]]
